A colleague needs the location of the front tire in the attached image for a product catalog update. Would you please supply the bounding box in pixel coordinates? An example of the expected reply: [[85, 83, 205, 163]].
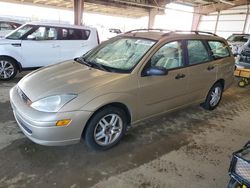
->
[[203, 82, 223, 110], [0, 57, 18, 80], [84, 106, 128, 150]]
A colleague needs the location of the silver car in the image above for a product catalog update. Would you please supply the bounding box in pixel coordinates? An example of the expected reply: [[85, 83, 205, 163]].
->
[[10, 30, 235, 150]]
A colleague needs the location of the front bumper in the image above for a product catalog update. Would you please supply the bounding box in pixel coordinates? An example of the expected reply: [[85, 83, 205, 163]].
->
[[9, 86, 92, 146]]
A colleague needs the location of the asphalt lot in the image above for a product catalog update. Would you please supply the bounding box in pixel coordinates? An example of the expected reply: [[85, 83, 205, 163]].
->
[[0, 72, 249, 188]]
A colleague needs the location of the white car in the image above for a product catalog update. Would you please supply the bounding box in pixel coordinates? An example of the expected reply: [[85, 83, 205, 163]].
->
[[0, 20, 22, 38], [0, 22, 99, 80]]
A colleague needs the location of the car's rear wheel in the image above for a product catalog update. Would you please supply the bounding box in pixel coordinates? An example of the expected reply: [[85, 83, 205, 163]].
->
[[203, 82, 223, 110], [0, 57, 18, 80], [84, 106, 128, 150]]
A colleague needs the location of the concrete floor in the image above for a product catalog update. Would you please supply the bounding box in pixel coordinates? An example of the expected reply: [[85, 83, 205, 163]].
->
[[0, 72, 249, 188]]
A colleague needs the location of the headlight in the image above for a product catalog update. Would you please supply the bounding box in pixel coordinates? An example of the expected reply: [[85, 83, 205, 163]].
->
[[30, 94, 77, 112]]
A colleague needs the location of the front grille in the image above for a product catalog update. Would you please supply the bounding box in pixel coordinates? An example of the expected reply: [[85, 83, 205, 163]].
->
[[17, 87, 31, 105], [235, 157, 250, 181]]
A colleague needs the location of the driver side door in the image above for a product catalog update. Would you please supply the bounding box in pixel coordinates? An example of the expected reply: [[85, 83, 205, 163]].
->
[[138, 41, 189, 119], [21, 26, 60, 68]]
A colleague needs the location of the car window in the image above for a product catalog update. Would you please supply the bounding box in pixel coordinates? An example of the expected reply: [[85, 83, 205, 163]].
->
[[0, 22, 13, 31], [60, 28, 90, 40], [6, 24, 33, 40], [208, 41, 230, 59], [187, 40, 210, 65], [31, 27, 46, 40], [151, 41, 184, 70], [29, 27, 58, 40], [47, 28, 57, 40], [12, 23, 21, 29], [227, 35, 249, 42]]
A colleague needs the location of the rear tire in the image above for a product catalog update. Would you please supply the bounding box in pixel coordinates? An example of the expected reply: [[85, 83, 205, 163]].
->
[[203, 82, 223, 110], [0, 57, 18, 81], [84, 106, 128, 150]]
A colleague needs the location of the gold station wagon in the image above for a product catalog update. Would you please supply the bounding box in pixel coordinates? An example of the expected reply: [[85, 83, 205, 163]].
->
[[10, 29, 235, 150]]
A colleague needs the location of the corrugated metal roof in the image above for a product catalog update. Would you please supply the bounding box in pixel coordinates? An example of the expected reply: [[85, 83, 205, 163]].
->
[[0, 0, 245, 17]]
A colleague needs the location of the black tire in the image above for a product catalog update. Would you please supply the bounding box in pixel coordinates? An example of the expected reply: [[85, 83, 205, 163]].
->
[[84, 106, 128, 150], [0, 57, 18, 81], [203, 82, 223, 110], [227, 178, 241, 188]]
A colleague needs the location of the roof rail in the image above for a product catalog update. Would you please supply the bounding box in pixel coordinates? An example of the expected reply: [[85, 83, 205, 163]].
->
[[125, 28, 171, 34], [170, 30, 218, 36], [192, 30, 218, 36], [124, 29, 218, 37]]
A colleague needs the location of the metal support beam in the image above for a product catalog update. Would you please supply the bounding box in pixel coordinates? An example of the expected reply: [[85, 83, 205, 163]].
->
[[74, 0, 84, 25], [198, 0, 248, 15], [148, 8, 158, 28], [243, 3, 249, 33], [214, 11, 220, 33], [191, 12, 201, 30]]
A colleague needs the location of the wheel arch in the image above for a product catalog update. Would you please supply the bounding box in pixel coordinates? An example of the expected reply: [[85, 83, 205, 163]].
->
[[0, 55, 22, 71], [82, 102, 132, 137], [214, 78, 225, 90]]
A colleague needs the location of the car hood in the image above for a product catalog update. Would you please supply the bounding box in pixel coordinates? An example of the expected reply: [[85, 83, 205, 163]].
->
[[0, 38, 21, 45], [18, 61, 126, 102]]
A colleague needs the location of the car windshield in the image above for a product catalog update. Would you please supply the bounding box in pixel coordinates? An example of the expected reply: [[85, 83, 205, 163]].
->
[[82, 37, 156, 73], [227, 35, 249, 42], [6, 24, 33, 40]]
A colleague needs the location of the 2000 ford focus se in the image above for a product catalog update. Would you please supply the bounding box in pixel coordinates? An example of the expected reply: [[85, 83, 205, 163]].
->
[[10, 30, 235, 150]]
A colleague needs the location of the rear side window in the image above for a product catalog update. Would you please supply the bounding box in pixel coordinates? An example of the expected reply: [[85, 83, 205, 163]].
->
[[187, 40, 210, 65], [208, 41, 230, 59], [60, 28, 90, 40]]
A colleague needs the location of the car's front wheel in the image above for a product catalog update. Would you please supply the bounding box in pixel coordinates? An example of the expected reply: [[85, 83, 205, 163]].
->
[[84, 106, 128, 150], [203, 82, 223, 110], [0, 57, 18, 81]]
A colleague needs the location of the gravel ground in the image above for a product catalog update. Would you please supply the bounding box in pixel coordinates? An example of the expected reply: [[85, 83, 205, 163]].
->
[[0, 72, 249, 188]]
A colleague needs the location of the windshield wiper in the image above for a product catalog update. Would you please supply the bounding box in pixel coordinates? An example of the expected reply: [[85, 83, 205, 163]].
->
[[88, 60, 110, 72], [75, 57, 110, 72], [74, 57, 92, 67]]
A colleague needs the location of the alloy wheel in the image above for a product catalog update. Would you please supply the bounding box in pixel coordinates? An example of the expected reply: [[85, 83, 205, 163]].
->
[[0, 60, 15, 79], [209, 86, 222, 107], [94, 114, 123, 146]]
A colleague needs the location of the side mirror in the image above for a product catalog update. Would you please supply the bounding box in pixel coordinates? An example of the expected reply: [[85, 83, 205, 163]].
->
[[143, 66, 168, 77], [27, 35, 36, 40]]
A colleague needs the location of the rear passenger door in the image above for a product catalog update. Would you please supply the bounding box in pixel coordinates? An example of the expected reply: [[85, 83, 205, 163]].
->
[[186, 40, 217, 101], [57, 28, 92, 61]]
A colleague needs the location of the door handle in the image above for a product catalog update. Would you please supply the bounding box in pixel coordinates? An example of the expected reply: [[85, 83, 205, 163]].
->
[[207, 65, 215, 71], [175, 74, 186, 79], [11, 43, 21, 47]]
